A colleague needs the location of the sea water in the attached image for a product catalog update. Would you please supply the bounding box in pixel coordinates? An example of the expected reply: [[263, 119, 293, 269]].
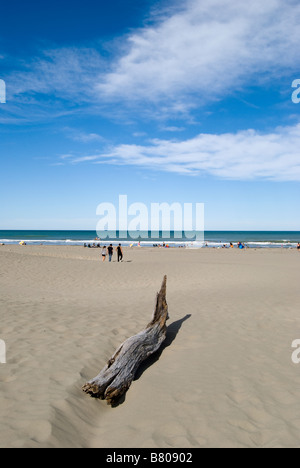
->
[[0, 230, 299, 248]]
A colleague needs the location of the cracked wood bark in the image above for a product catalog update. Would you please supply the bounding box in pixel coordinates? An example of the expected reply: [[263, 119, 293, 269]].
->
[[82, 275, 169, 405]]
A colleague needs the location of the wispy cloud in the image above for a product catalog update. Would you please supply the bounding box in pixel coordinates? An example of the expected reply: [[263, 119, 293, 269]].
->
[[2, 48, 105, 122], [64, 127, 104, 143], [9, 48, 104, 102], [3, 0, 300, 122], [69, 155, 100, 163], [162, 126, 185, 132], [61, 123, 300, 181], [96, 0, 300, 112]]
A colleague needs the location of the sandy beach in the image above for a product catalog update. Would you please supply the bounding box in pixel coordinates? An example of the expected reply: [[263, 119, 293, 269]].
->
[[0, 244, 300, 448]]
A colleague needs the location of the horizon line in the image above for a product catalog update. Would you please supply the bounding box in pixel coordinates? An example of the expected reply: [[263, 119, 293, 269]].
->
[[1, 229, 300, 233]]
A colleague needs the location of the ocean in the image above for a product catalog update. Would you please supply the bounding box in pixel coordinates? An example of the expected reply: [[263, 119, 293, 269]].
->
[[0, 230, 299, 248]]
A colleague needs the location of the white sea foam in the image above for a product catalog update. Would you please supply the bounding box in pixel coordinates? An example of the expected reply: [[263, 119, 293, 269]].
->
[[0, 238, 298, 248]]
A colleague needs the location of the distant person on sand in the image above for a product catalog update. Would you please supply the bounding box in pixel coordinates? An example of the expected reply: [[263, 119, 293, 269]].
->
[[108, 244, 113, 262], [116, 244, 123, 262], [297, 243, 300, 251], [101, 246, 107, 262]]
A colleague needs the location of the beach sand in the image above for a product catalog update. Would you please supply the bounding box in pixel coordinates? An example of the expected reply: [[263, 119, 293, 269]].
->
[[0, 244, 300, 448]]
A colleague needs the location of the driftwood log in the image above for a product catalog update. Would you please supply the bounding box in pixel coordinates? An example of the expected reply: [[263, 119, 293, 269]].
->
[[82, 275, 169, 405]]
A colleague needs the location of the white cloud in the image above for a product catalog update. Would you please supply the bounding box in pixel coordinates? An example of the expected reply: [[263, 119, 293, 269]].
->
[[96, 0, 300, 111], [9, 48, 104, 102], [133, 131, 147, 137], [70, 155, 100, 163], [163, 126, 185, 132], [4, 0, 300, 120], [64, 123, 300, 181], [66, 129, 104, 143]]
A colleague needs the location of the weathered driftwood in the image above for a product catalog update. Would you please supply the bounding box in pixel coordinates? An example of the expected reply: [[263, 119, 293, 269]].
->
[[82, 275, 169, 405]]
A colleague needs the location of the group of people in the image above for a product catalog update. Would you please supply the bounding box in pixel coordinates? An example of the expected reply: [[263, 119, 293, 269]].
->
[[101, 244, 123, 262], [84, 243, 101, 248], [83, 241, 124, 262]]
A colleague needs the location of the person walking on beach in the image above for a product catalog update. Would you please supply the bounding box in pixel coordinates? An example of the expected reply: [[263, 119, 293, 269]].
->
[[108, 244, 113, 262], [116, 243, 123, 262], [101, 245, 107, 262]]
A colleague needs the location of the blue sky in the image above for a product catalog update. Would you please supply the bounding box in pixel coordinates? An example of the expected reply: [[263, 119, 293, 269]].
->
[[1, 0, 300, 230]]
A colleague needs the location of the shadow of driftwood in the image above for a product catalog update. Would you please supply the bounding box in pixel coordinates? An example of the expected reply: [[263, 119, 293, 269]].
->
[[134, 314, 192, 381], [110, 314, 191, 408]]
